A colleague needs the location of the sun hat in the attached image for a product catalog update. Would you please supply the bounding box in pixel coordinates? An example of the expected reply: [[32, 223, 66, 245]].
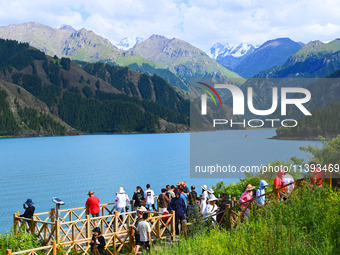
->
[[25, 199, 34, 205], [201, 184, 207, 190], [207, 188, 214, 194], [207, 195, 218, 202], [117, 187, 125, 194], [137, 207, 147, 212], [87, 191, 94, 195], [245, 184, 256, 191]]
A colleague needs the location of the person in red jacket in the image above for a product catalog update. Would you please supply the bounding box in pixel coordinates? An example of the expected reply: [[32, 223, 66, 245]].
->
[[86, 191, 100, 226], [310, 162, 323, 186]]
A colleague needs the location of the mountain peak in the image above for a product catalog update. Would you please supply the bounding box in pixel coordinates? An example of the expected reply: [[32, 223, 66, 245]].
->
[[208, 42, 257, 59], [116, 37, 144, 51], [57, 24, 76, 32]]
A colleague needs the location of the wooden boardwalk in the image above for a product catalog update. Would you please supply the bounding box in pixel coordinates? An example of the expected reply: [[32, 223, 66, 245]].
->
[[8, 178, 317, 254], [10, 201, 176, 255]]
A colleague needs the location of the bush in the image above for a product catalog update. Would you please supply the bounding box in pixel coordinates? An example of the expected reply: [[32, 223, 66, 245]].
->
[[149, 186, 340, 255], [0, 230, 44, 253]]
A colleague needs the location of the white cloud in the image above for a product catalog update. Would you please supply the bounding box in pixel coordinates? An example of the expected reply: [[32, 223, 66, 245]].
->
[[0, 0, 339, 50]]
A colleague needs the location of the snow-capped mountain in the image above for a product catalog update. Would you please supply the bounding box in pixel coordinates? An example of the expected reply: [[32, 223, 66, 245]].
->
[[207, 42, 258, 69], [208, 42, 257, 59], [116, 37, 144, 51]]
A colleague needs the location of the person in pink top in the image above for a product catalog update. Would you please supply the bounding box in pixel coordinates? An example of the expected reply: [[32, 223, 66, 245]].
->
[[273, 169, 285, 198], [239, 184, 255, 219], [86, 191, 101, 217]]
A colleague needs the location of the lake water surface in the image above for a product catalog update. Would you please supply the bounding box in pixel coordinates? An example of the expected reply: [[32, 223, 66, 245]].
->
[[0, 129, 319, 233]]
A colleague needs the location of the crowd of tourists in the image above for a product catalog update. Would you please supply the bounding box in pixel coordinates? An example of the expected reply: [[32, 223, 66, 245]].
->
[[17, 164, 325, 255]]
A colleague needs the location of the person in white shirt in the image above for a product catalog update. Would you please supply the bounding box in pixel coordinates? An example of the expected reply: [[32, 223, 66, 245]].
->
[[144, 184, 155, 211], [134, 213, 151, 254], [115, 187, 130, 220], [204, 195, 219, 224], [200, 185, 208, 213]]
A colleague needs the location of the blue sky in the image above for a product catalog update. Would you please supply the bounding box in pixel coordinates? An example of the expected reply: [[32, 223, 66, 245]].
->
[[0, 0, 339, 50]]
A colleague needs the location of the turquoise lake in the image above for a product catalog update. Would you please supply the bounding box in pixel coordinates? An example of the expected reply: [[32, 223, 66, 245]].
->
[[0, 129, 320, 233]]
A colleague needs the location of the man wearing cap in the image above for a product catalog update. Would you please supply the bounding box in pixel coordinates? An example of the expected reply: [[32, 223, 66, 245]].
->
[[187, 185, 200, 221], [86, 191, 100, 218], [239, 184, 255, 219]]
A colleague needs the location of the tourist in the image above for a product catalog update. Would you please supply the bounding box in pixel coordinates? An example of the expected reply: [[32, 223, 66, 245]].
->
[[255, 180, 269, 206], [158, 188, 170, 212], [188, 185, 200, 221], [200, 184, 208, 213], [135, 212, 152, 254], [204, 195, 219, 224], [282, 172, 295, 194], [239, 184, 255, 219], [132, 186, 144, 217], [115, 187, 130, 220], [133, 208, 145, 255], [207, 188, 215, 199], [179, 187, 188, 210], [18, 198, 35, 219], [273, 169, 284, 198], [310, 162, 323, 186], [216, 193, 231, 224], [170, 191, 186, 236], [17, 198, 35, 230], [181, 182, 190, 195], [166, 185, 175, 200], [91, 227, 106, 255], [86, 191, 100, 217], [144, 184, 155, 211]]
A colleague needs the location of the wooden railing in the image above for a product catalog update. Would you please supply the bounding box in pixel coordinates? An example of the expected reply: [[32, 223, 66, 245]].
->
[[8, 210, 175, 255], [182, 178, 312, 237]]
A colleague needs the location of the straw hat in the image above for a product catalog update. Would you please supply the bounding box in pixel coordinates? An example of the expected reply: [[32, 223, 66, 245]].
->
[[201, 184, 207, 190], [87, 191, 94, 195], [245, 184, 256, 191]]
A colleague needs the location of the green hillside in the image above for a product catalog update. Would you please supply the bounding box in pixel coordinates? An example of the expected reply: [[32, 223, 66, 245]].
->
[[276, 101, 340, 139], [128, 35, 244, 83], [0, 39, 189, 136], [257, 39, 340, 78]]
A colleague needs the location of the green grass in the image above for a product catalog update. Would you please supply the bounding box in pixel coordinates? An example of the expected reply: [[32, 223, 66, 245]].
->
[[149, 186, 340, 255]]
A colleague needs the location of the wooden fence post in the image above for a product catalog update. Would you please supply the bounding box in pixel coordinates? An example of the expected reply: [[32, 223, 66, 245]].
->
[[226, 204, 231, 230], [31, 216, 36, 234], [181, 220, 187, 238], [6, 249, 12, 255], [52, 241, 57, 255], [156, 218, 161, 238], [50, 208, 56, 223], [129, 226, 135, 253], [114, 211, 119, 232], [171, 211, 176, 241], [55, 220, 60, 244], [13, 213, 18, 235], [86, 215, 91, 239]]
